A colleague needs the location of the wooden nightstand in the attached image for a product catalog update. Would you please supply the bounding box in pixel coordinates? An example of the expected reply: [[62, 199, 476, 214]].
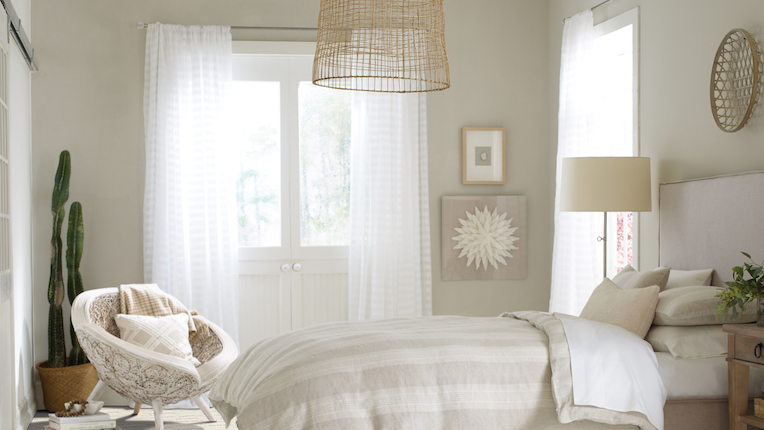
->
[[724, 323, 764, 430]]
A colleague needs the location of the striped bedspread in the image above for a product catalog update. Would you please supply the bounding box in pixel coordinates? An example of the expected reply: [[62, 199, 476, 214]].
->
[[210, 312, 654, 430]]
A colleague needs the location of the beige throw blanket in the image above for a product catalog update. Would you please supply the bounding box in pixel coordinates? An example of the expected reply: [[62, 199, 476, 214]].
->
[[210, 312, 654, 430], [118, 283, 211, 343]]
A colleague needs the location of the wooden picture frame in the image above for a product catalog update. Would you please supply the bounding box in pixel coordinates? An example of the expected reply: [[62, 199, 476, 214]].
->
[[462, 127, 506, 184]]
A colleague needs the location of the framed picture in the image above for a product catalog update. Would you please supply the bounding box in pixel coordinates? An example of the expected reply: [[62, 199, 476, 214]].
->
[[462, 127, 506, 184], [441, 195, 527, 281]]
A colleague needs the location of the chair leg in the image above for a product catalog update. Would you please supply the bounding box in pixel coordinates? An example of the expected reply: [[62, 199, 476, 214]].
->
[[133, 402, 141, 414], [87, 380, 107, 402], [152, 399, 164, 430], [192, 395, 216, 422]]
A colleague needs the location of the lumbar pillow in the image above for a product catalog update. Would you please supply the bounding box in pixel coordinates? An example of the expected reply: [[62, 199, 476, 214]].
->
[[580, 278, 660, 339], [658, 267, 714, 290], [645, 325, 727, 359], [612, 265, 670, 290], [115, 313, 200, 366], [653, 286, 756, 326]]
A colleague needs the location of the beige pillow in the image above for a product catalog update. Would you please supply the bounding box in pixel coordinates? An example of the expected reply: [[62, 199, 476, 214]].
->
[[612, 265, 670, 290], [659, 267, 714, 290], [115, 313, 201, 366], [653, 286, 756, 326], [645, 325, 727, 358], [580, 278, 660, 339]]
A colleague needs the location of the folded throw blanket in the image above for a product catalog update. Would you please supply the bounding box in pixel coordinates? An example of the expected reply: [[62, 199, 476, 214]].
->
[[118, 283, 211, 343]]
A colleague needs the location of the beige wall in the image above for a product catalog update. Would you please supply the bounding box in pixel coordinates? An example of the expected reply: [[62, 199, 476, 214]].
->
[[30, 0, 764, 407], [32, 0, 764, 366], [30, 0, 554, 363], [30, 0, 326, 405], [548, 0, 764, 272], [429, 1, 552, 316]]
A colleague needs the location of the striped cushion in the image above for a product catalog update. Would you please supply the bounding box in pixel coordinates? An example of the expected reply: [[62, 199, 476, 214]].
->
[[115, 313, 200, 366]]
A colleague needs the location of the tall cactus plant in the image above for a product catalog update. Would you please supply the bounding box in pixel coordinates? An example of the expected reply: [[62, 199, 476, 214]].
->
[[47, 151, 70, 369], [67, 202, 87, 366]]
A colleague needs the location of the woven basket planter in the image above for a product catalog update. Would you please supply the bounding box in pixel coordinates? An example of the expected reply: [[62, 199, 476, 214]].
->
[[36, 361, 99, 412]]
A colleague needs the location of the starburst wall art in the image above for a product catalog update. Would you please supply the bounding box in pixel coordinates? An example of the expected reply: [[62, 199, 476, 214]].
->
[[441, 196, 527, 281]]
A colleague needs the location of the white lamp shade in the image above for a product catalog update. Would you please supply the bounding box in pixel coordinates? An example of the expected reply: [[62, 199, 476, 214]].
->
[[560, 157, 652, 212]]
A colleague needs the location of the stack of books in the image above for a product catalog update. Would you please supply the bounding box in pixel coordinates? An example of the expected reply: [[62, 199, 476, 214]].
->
[[45, 412, 117, 430]]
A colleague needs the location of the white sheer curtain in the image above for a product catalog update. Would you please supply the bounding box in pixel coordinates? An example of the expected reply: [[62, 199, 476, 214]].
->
[[143, 23, 238, 343], [348, 93, 432, 320], [549, 11, 602, 316]]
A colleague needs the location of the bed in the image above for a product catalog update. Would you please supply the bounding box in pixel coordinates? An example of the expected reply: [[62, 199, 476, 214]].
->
[[209, 171, 764, 430], [658, 171, 764, 430]]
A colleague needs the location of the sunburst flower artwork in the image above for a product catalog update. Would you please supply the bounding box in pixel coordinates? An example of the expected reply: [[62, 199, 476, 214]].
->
[[441, 196, 526, 281], [452, 206, 519, 270]]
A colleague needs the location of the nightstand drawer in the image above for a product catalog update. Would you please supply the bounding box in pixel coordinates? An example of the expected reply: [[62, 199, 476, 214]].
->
[[735, 334, 764, 365]]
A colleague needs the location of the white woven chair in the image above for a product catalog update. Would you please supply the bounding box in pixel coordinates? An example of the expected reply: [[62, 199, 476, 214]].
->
[[71, 287, 238, 430]]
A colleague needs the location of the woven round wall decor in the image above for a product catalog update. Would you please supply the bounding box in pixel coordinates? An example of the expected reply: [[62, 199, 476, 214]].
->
[[710, 28, 762, 132]]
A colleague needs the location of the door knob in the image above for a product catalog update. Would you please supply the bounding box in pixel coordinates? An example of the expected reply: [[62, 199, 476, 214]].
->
[[281, 263, 290, 272], [292, 263, 302, 272]]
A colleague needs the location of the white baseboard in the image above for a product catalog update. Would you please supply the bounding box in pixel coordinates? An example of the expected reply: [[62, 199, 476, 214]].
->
[[16, 392, 34, 430]]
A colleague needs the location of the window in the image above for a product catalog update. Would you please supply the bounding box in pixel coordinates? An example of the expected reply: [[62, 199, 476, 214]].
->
[[591, 9, 639, 277], [232, 43, 351, 350], [296, 83, 350, 247], [232, 81, 282, 247], [232, 53, 351, 254]]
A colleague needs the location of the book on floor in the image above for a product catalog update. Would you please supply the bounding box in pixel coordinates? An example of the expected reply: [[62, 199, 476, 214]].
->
[[47, 421, 116, 430], [47, 413, 116, 430], [48, 412, 111, 423], [45, 427, 119, 430]]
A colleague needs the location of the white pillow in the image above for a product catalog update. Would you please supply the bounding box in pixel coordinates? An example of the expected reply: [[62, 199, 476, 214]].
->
[[115, 313, 200, 366], [612, 265, 670, 290], [658, 267, 714, 289], [580, 278, 660, 339], [645, 325, 727, 359], [653, 286, 756, 326]]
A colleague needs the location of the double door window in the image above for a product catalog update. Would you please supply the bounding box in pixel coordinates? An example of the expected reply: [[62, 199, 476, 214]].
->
[[232, 46, 352, 349]]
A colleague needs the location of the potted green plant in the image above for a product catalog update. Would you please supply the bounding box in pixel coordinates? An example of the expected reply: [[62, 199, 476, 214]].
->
[[35, 151, 97, 412], [716, 252, 764, 325]]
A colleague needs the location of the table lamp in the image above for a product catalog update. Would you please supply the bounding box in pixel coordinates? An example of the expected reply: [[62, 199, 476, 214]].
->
[[560, 157, 652, 279]]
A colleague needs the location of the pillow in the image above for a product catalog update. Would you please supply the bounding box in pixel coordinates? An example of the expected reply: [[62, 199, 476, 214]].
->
[[652, 286, 756, 326], [115, 313, 201, 366], [658, 267, 714, 289], [645, 325, 727, 359], [580, 278, 660, 339], [612, 265, 670, 290]]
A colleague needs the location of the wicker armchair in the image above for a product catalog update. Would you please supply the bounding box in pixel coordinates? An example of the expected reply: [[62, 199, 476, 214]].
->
[[71, 287, 238, 430]]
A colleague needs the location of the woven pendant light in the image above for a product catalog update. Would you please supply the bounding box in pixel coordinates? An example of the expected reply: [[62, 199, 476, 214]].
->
[[312, 0, 450, 93]]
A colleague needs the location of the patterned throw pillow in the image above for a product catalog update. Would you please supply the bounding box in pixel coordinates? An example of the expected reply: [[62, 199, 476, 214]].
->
[[115, 313, 200, 366]]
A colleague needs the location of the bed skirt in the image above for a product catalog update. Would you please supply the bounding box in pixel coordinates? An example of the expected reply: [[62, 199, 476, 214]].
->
[[664, 398, 738, 430]]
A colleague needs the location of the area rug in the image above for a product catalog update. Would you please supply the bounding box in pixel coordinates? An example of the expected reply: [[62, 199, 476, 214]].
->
[[28, 406, 238, 429]]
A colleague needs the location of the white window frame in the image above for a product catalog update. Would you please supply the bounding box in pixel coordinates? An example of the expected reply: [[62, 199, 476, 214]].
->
[[233, 42, 350, 263], [593, 8, 639, 155], [593, 8, 641, 273]]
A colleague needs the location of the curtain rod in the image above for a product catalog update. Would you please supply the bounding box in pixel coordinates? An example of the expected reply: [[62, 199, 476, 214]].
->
[[136, 22, 317, 31], [1, 0, 38, 71], [562, 0, 613, 24]]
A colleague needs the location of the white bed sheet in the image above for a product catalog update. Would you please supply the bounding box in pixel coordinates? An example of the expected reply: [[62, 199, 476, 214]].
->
[[656, 352, 764, 399], [560, 316, 665, 429]]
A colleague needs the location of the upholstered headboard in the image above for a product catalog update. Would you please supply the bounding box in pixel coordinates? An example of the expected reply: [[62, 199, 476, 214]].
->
[[659, 171, 764, 287]]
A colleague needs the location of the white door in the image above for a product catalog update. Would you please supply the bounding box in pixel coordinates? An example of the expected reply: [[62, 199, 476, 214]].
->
[[232, 49, 350, 351], [0, 40, 14, 429]]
